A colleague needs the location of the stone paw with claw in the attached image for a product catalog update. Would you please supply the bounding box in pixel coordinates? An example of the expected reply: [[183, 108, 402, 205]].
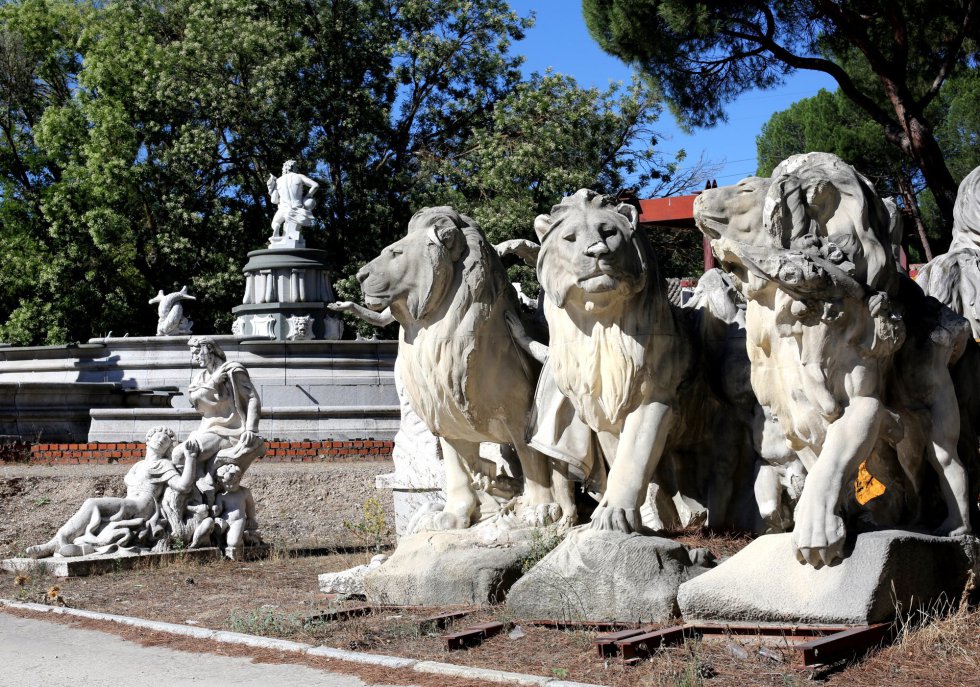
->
[[590, 505, 644, 533], [792, 495, 846, 568]]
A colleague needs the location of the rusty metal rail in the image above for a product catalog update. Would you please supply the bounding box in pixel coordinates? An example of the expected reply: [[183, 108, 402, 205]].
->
[[595, 621, 895, 666], [442, 621, 508, 651]]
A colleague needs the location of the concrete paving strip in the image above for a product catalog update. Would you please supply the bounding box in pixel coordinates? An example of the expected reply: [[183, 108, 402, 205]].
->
[[0, 599, 606, 686]]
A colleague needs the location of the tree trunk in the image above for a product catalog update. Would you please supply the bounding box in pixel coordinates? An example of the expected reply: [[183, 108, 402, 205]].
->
[[889, 102, 958, 249], [907, 117, 957, 247], [898, 177, 933, 262]]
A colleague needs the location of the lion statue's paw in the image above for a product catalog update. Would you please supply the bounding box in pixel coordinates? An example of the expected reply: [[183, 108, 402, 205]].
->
[[934, 518, 971, 538], [791, 505, 846, 568], [589, 505, 644, 533], [414, 509, 469, 533], [517, 501, 563, 528]]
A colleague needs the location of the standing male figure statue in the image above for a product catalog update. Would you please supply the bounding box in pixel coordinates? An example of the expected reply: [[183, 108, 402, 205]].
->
[[267, 159, 318, 247]]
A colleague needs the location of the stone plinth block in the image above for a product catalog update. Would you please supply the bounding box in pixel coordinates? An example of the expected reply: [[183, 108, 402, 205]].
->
[[2, 546, 270, 578], [506, 529, 711, 623], [362, 529, 538, 606], [677, 530, 979, 625]]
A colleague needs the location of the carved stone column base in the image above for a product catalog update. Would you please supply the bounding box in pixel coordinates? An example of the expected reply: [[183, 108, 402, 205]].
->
[[232, 248, 343, 340]]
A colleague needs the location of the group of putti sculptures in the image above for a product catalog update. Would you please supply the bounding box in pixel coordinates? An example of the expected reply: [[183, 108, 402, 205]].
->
[[335, 151, 979, 569], [27, 337, 266, 560]]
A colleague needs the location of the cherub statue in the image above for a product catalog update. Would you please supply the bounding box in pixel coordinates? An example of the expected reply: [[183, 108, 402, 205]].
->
[[211, 463, 260, 560], [26, 427, 199, 558]]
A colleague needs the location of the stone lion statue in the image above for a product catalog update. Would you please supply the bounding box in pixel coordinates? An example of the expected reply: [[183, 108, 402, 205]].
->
[[528, 189, 760, 534], [352, 206, 573, 530], [695, 152, 977, 568], [916, 164, 980, 339]]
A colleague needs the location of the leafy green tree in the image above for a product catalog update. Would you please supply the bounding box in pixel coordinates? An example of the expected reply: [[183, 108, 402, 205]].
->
[[756, 66, 980, 261], [412, 71, 711, 294], [0, 0, 689, 343], [413, 71, 668, 244], [582, 0, 979, 241], [0, 0, 535, 343]]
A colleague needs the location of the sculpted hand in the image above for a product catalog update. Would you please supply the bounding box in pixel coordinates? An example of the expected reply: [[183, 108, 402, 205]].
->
[[185, 438, 201, 463], [238, 431, 257, 448], [327, 301, 354, 313], [494, 239, 540, 266]]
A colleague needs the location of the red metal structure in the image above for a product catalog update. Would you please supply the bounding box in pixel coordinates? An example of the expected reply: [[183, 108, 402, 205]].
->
[[635, 189, 912, 274], [635, 192, 715, 272]]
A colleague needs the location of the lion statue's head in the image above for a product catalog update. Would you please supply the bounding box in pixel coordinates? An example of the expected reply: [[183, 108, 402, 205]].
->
[[697, 153, 899, 295], [534, 189, 681, 430], [534, 189, 652, 314], [358, 206, 501, 325], [694, 176, 772, 245]]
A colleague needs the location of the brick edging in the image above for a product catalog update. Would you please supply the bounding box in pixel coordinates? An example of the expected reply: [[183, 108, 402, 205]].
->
[[0, 440, 394, 465]]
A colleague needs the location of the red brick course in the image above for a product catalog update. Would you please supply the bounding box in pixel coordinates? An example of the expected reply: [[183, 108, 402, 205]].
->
[[0, 440, 394, 465]]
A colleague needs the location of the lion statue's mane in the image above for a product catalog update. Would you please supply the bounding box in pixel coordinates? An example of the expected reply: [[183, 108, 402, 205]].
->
[[395, 207, 528, 434], [916, 165, 980, 339], [537, 190, 678, 431]]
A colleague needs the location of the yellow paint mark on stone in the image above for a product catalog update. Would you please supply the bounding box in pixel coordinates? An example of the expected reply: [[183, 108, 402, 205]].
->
[[855, 460, 886, 505]]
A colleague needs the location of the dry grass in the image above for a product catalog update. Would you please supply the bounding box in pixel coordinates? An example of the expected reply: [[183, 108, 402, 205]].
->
[[3, 543, 979, 686]]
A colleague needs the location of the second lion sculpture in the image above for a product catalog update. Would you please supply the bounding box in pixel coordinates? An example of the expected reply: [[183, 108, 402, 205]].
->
[[529, 189, 759, 533], [354, 206, 572, 530]]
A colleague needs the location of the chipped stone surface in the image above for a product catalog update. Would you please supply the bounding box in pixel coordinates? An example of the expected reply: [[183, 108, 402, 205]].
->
[[507, 528, 711, 623], [677, 530, 980, 624]]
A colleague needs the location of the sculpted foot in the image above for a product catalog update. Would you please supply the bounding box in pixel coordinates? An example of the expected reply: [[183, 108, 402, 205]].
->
[[590, 506, 643, 533], [517, 501, 562, 528], [25, 542, 57, 559]]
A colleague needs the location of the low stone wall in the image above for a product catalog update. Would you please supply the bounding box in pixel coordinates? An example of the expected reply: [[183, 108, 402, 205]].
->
[[0, 336, 400, 443], [0, 440, 394, 465]]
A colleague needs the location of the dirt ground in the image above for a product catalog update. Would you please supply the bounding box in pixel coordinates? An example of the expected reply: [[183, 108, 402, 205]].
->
[[0, 461, 396, 558], [5, 550, 978, 687], [2, 462, 978, 686]]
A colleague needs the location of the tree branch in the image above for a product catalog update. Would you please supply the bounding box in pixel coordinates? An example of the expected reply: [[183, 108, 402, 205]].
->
[[921, 0, 977, 109]]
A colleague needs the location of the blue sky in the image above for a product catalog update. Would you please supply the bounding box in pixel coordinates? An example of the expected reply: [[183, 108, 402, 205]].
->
[[507, 2, 838, 192]]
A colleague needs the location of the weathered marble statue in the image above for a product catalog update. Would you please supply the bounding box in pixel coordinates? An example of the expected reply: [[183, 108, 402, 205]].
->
[[353, 206, 573, 531], [172, 337, 265, 475], [694, 152, 976, 568], [26, 338, 267, 560], [527, 189, 760, 534], [267, 159, 318, 248], [149, 286, 195, 336], [27, 426, 198, 558], [916, 165, 980, 339]]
